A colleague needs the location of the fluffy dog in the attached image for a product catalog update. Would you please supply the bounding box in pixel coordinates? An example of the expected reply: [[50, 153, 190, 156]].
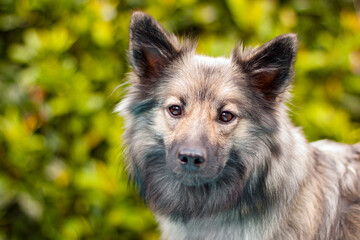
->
[[117, 12, 360, 240]]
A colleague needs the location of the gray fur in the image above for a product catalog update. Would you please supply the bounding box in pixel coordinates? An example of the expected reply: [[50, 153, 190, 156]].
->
[[117, 12, 360, 240]]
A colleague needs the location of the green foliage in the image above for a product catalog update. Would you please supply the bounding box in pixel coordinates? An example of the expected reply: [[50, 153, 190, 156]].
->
[[0, 0, 359, 239]]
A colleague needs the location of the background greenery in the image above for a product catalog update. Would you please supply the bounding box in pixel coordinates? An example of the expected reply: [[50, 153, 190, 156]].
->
[[0, 0, 359, 239]]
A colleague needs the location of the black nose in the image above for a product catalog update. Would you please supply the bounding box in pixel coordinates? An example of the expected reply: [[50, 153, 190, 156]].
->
[[178, 148, 206, 171]]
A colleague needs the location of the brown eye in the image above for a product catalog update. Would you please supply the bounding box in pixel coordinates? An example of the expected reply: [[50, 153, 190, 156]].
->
[[219, 111, 234, 123], [169, 105, 182, 116]]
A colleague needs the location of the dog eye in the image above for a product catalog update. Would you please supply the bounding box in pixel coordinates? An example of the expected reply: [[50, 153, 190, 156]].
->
[[169, 105, 182, 116], [219, 111, 234, 123]]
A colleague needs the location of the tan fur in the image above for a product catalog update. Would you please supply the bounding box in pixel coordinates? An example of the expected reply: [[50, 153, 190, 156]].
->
[[119, 12, 360, 240]]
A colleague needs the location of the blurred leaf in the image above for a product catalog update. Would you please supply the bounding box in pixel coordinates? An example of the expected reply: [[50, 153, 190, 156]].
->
[[0, 0, 359, 239]]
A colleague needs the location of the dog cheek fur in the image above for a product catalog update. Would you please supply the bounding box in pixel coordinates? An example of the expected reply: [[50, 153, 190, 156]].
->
[[121, 100, 249, 219], [122, 101, 271, 220]]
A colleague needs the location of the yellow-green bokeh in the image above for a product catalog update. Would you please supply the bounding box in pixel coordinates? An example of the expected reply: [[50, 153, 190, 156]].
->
[[0, 0, 359, 239]]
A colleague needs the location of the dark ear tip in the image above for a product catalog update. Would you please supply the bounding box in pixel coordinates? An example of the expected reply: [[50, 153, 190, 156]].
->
[[131, 11, 147, 20], [130, 11, 154, 27], [283, 33, 297, 43], [281, 33, 297, 40], [275, 33, 298, 50]]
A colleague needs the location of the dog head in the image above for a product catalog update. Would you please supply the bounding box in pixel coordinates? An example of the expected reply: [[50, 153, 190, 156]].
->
[[118, 12, 297, 218]]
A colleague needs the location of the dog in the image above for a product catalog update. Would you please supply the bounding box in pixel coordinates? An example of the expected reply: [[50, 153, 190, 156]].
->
[[116, 11, 360, 240]]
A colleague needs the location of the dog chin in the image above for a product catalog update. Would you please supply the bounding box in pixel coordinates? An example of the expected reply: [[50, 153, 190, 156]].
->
[[171, 169, 222, 187], [173, 175, 213, 186]]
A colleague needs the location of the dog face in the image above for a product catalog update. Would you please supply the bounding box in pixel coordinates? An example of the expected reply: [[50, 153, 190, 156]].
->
[[119, 12, 297, 218], [153, 55, 248, 186]]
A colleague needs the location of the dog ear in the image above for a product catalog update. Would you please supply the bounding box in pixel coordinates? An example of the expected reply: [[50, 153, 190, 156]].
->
[[128, 12, 180, 81], [232, 34, 298, 101]]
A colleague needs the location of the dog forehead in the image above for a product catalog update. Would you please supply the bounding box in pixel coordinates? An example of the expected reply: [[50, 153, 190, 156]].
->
[[161, 54, 245, 102], [178, 54, 234, 81]]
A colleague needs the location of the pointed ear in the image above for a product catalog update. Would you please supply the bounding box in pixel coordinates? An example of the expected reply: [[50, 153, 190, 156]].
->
[[232, 34, 298, 101], [128, 12, 180, 81]]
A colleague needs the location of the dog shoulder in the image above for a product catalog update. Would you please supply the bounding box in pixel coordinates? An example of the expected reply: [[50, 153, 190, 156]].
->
[[311, 140, 360, 239], [311, 140, 360, 170], [311, 139, 360, 186]]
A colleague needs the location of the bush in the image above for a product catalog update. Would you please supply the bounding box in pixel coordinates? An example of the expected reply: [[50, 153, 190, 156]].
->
[[0, 0, 359, 239]]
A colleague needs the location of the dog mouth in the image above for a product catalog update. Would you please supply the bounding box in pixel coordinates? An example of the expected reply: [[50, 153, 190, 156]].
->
[[170, 161, 224, 186], [171, 172, 215, 186]]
